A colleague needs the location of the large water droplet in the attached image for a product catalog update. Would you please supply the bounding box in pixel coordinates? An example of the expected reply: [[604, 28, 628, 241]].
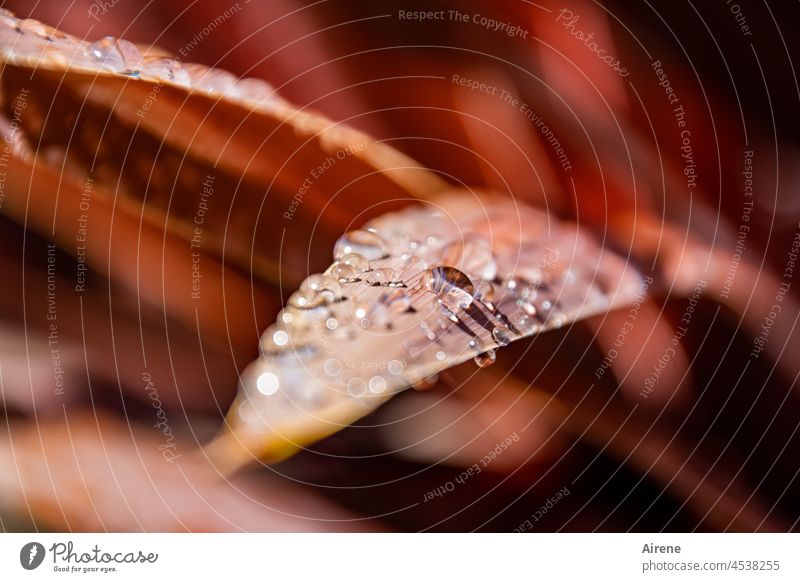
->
[[325, 261, 357, 281], [475, 280, 496, 308], [441, 236, 497, 280], [492, 325, 512, 347], [89, 37, 142, 73], [340, 252, 370, 274], [513, 313, 539, 334], [256, 372, 280, 395], [474, 350, 497, 368], [185, 64, 237, 96], [366, 268, 398, 286], [334, 230, 389, 261], [290, 274, 337, 309], [143, 57, 191, 86], [421, 266, 475, 311], [235, 78, 277, 107]]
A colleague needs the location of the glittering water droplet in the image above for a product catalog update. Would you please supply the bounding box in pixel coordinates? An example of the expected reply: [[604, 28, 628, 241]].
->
[[475, 280, 496, 308], [422, 266, 475, 311], [325, 260, 357, 281], [290, 274, 337, 308], [514, 313, 539, 334], [474, 350, 497, 368], [334, 230, 389, 261], [89, 37, 142, 72], [366, 268, 397, 286], [235, 77, 277, 107], [273, 330, 289, 346], [340, 252, 370, 274], [186, 64, 237, 95], [143, 57, 191, 85], [435, 350, 446, 361], [492, 325, 512, 346], [256, 372, 280, 395]]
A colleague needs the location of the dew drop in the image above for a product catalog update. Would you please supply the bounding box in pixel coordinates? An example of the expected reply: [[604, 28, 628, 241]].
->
[[475, 280, 496, 308], [366, 268, 397, 286], [334, 230, 389, 261], [186, 64, 237, 96], [340, 252, 370, 274], [436, 350, 446, 361], [422, 266, 475, 311], [272, 330, 289, 346], [256, 372, 279, 395], [474, 350, 497, 368], [235, 77, 277, 107], [325, 261, 358, 281], [325, 317, 338, 330], [492, 325, 512, 347], [89, 37, 142, 72], [514, 314, 539, 334]]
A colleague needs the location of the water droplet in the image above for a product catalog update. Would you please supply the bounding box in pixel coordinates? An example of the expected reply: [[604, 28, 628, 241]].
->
[[368, 376, 388, 394], [186, 64, 237, 95], [442, 236, 497, 280], [256, 372, 279, 395], [290, 274, 336, 309], [272, 330, 289, 346], [89, 37, 142, 72], [325, 260, 358, 281], [288, 289, 318, 309], [334, 230, 389, 261], [436, 350, 446, 361], [514, 314, 539, 334], [235, 77, 277, 107], [17, 18, 48, 36], [421, 266, 475, 311], [340, 252, 370, 274], [323, 358, 342, 377], [492, 325, 512, 347], [326, 317, 338, 330], [143, 57, 191, 86], [388, 360, 404, 375], [280, 310, 294, 325], [366, 268, 397, 286], [475, 280, 496, 308], [474, 350, 497, 368]]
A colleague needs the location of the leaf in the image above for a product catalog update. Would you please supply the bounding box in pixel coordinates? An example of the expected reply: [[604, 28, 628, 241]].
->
[[211, 193, 645, 470]]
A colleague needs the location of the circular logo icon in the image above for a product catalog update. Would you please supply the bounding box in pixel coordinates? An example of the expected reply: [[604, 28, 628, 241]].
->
[[20, 542, 46, 570]]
